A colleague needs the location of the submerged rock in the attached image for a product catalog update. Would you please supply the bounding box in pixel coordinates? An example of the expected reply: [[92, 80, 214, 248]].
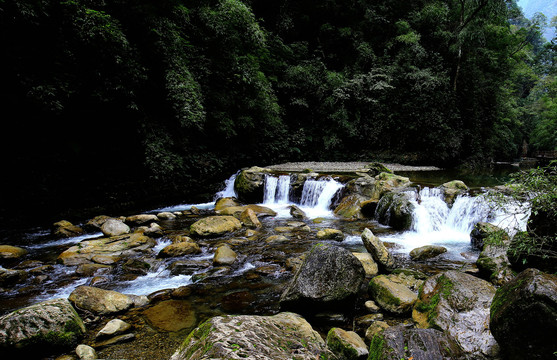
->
[[368, 325, 465, 360], [412, 270, 498, 359], [190, 216, 242, 237], [170, 312, 328, 360], [280, 243, 365, 313], [142, 300, 196, 332], [490, 268, 557, 360], [0, 298, 85, 353]]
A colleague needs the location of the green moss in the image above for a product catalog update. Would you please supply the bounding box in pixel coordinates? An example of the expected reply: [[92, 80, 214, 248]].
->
[[178, 319, 215, 358], [368, 334, 386, 360], [369, 277, 401, 307], [490, 277, 525, 320], [414, 274, 455, 329], [326, 328, 358, 360]]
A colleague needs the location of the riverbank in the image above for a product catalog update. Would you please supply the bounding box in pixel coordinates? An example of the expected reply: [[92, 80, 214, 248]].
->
[[267, 161, 442, 173]]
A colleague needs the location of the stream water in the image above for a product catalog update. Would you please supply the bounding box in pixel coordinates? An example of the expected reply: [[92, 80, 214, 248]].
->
[[0, 166, 529, 358]]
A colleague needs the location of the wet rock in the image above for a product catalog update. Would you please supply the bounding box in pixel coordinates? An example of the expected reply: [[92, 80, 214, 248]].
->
[[470, 222, 507, 250], [53, 220, 84, 238], [440, 180, 468, 205], [140, 222, 164, 237], [412, 270, 498, 359], [214, 197, 241, 211], [289, 205, 307, 219], [344, 175, 377, 199], [476, 234, 514, 286], [373, 172, 412, 199], [280, 243, 365, 313], [142, 300, 196, 332], [84, 215, 111, 232], [364, 300, 381, 313], [125, 214, 159, 226], [122, 258, 151, 276], [368, 325, 465, 360], [233, 166, 272, 203], [326, 327, 368, 360], [91, 254, 119, 265], [128, 294, 150, 307], [190, 216, 242, 237], [95, 333, 135, 349], [354, 313, 384, 333], [0, 245, 28, 260], [100, 219, 130, 237], [364, 321, 390, 342], [217, 204, 277, 218], [213, 245, 237, 266], [265, 235, 289, 244], [0, 267, 28, 287], [157, 212, 176, 220], [239, 208, 261, 228], [334, 194, 367, 219], [361, 228, 395, 272], [169, 259, 210, 276], [369, 275, 418, 315], [360, 199, 378, 217], [352, 252, 379, 277], [158, 241, 201, 258], [169, 312, 328, 360], [57, 233, 156, 266], [316, 228, 344, 241], [76, 344, 96, 360], [490, 268, 557, 360], [409, 245, 447, 260], [69, 286, 134, 315], [0, 298, 85, 352], [75, 264, 112, 277], [375, 192, 414, 230]]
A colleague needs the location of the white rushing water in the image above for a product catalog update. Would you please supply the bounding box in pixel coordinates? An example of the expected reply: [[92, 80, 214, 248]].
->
[[380, 187, 529, 259], [262, 175, 344, 218]]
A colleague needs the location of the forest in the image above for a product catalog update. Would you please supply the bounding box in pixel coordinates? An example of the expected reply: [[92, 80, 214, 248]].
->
[[1, 0, 556, 226]]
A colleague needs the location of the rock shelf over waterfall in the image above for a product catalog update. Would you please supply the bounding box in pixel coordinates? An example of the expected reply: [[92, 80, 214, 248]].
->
[[0, 162, 550, 360]]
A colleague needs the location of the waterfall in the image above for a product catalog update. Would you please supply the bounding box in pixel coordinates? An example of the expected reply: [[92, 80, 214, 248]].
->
[[382, 187, 528, 259], [262, 175, 344, 218], [214, 172, 238, 200]]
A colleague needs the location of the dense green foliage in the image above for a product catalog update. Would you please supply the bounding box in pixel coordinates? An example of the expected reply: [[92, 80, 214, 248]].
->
[[1, 0, 556, 224]]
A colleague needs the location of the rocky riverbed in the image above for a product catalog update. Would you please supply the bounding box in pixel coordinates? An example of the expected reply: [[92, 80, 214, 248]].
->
[[0, 163, 555, 360]]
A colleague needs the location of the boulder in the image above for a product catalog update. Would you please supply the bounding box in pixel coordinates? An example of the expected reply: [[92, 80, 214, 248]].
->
[[0, 245, 28, 260], [289, 205, 307, 219], [412, 270, 498, 359], [100, 219, 130, 237], [125, 214, 159, 226], [316, 228, 344, 241], [57, 233, 156, 266], [214, 197, 241, 211], [53, 220, 84, 238], [368, 325, 465, 360], [96, 319, 132, 339], [0, 298, 85, 352], [233, 166, 272, 203], [361, 228, 395, 271], [141, 222, 164, 237], [440, 180, 468, 205], [369, 275, 418, 315], [375, 192, 415, 230], [351, 252, 379, 277], [409, 245, 447, 261], [476, 233, 514, 286], [470, 222, 507, 250], [372, 172, 412, 199], [190, 216, 242, 237], [326, 327, 368, 360], [157, 212, 177, 220], [68, 286, 134, 315], [158, 241, 201, 258], [364, 321, 390, 342], [169, 312, 328, 360], [344, 175, 378, 199], [490, 268, 557, 360], [239, 208, 261, 228], [280, 243, 365, 313], [333, 194, 367, 219], [84, 215, 111, 232], [213, 245, 237, 266]]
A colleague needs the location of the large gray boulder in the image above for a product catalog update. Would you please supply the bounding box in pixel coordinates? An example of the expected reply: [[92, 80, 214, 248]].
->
[[0, 298, 85, 353], [280, 243, 366, 313], [412, 270, 498, 359], [170, 312, 329, 360], [375, 192, 415, 230], [490, 268, 557, 360], [233, 166, 272, 203], [100, 218, 130, 237], [368, 325, 465, 360], [369, 275, 418, 315]]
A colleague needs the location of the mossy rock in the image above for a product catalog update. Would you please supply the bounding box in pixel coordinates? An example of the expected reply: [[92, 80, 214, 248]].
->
[[326, 327, 368, 360]]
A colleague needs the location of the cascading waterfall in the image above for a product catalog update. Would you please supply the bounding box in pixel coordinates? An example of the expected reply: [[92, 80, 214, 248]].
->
[[214, 171, 238, 200], [383, 187, 528, 259], [262, 175, 344, 218]]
